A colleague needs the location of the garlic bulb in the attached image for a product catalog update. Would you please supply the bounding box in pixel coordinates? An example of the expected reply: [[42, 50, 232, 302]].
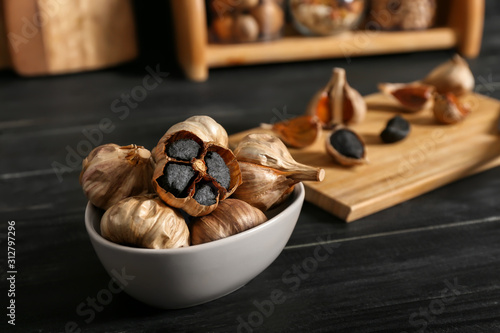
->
[[378, 82, 435, 112], [190, 199, 267, 245], [233, 133, 324, 210], [433, 93, 471, 124], [80, 144, 154, 210], [101, 195, 190, 249], [422, 54, 475, 96], [260, 115, 321, 148], [250, 1, 284, 37], [306, 67, 366, 128], [233, 133, 324, 180], [234, 14, 259, 43], [233, 161, 298, 211], [152, 116, 242, 217]]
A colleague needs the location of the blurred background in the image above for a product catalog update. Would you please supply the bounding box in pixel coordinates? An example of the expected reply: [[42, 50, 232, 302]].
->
[[0, 0, 494, 80]]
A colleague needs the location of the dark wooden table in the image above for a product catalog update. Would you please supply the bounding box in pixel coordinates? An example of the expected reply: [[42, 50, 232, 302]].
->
[[2, 2, 500, 332]]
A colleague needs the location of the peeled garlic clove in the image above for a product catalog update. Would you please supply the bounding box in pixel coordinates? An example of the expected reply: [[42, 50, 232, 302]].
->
[[260, 115, 321, 148], [80, 144, 154, 210], [325, 126, 367, 166], [232, 161, 299, 211], [306, 68, 366, 128], [433, 92, 471, 124], [234, 133, 324, 181], [378, 82, 435, 112], [422, 54, 475, 96], [101, 195, 190, 249], [190, 199, 267, 245]]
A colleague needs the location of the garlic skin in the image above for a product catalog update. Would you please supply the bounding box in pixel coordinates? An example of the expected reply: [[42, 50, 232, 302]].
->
[[260, 115, 321, 148], [378, 82, 435, 112], [80, 144, 154, 210], [190, 199, 267, 245], [306, 67, 366, 128], [234, 133, 325, 181], [101, 195, 189, 249], [161, 115, 229, 149], [422, 54, 475, 96], [433, 93, 471, 124]]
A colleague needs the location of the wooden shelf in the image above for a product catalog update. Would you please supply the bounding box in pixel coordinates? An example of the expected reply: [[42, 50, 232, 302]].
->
[[207, 27, 457, 68], [170, 0, 484, 81]]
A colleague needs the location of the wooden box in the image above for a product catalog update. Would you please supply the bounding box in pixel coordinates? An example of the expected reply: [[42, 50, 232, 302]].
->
[[2, 0, 138, 76], [170, 0, 484, 81]]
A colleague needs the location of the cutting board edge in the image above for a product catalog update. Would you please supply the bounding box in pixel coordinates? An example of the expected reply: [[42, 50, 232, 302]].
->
[[322, 155, 500, 222]]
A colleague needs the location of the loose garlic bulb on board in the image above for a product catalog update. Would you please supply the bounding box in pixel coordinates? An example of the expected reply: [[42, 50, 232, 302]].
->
[[307, 68, 366, 127], [422, 54, 475, 96]]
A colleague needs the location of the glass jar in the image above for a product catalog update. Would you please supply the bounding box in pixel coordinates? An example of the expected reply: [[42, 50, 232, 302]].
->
[[289, 0, 366, 36], [367, 0, 437, 31], [208, 0, 285, 43]]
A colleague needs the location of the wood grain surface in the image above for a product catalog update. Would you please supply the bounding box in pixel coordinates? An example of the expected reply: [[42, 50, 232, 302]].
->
[[230, 93, 500, 222]]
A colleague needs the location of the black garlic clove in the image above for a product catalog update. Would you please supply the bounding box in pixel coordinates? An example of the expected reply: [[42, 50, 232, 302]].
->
[[194, 182, 218, 206], [325, 126, 367, 166], [157, 163, 197, 198], [205, 151, 230, 189], [166, 139, 202, 161], [380, 115, 410, 143]]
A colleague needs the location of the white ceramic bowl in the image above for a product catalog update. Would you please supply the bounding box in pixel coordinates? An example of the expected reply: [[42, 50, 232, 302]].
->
[[85, 183, 305, 309]]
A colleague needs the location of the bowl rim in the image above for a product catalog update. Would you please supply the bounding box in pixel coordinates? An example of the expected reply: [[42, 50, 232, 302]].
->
[[85, 183, 305, 255]]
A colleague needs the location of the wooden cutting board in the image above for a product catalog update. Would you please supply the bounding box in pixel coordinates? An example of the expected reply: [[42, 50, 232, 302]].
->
[[228, 93, 500, 222]]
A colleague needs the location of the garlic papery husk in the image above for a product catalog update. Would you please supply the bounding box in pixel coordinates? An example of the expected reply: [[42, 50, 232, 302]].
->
[[101, 195, 190, 249], [306, 67, 366, 128], [162, 115, 229, 149], [422, 54, 475, 96], [80, 144, 154, 210], [433, 92, 471, 125], [260, 115, 321, 148], [233, 161, 299, 211], [190, 199, 267, 245], [233, 133, 325, 181], [378, 82, 435, 112]]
